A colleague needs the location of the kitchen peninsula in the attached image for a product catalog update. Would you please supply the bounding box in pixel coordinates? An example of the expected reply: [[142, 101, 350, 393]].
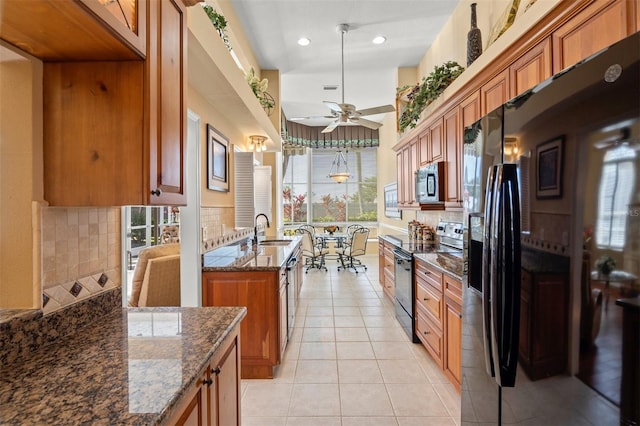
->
[[202, 236, 303, 379], [0, 305, 246, 425]]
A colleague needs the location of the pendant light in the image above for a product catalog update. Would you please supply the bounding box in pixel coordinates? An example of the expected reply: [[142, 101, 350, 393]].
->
[[328, 150, 350, 183], [249, 135, 267, 152]]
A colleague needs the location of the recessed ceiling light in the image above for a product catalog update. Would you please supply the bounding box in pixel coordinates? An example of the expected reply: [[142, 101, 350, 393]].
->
[[298, 37, 311, 46], [372, 36, 386, 45]]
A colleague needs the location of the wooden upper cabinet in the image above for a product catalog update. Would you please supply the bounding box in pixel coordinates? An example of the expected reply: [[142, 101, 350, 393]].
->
[[146, 0, 187, 205], [0, 0, 146, 60], [460, 91, 480, 129], [509, 37, 552, 97], [552, 0, 637, 73], [480, 68, 510, 116], [418, 130, 429, 167], [396, 152, 405, 205], [42, 0, 186, 206], [444, 108, 461, 205], [429, 118, 445, 163]]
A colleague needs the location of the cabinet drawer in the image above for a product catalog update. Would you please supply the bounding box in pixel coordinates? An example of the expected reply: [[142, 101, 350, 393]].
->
[[416, 309, 443, 363], [416, 281, 442, 323], [415, 260, 443, 290], [444, 275, 462, 307]]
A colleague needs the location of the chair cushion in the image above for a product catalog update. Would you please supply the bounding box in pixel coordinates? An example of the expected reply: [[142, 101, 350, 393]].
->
[[129, 243, 180, 307]]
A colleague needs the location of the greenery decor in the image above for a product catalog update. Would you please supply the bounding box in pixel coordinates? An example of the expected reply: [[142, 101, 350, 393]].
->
[[397, 61, 465, 133], [596, 255, 616, 275], [245, 67, 276, 112], [202, 4, 231, 50]]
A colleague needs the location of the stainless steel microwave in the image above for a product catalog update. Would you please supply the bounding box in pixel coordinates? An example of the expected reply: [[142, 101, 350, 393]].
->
[[415, 162, 445, 204]]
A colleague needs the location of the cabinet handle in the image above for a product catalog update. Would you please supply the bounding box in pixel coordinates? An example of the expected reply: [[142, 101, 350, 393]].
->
[[424, 330, 430, 335], [212, 367, 221, 375], [203, 378, 213, 386], [423, 270, 431, 275], [424, 297, 429, 301], [151, 189, 162, 196]]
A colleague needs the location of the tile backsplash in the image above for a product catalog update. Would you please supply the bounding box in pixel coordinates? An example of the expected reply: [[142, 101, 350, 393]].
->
[[41, 207, 121, 314]]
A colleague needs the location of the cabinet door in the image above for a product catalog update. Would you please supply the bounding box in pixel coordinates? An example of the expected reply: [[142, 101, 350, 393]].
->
[[146, 0, 187, 205], [202, 272, 278, 368], [396, 151, 405, 205], [444, 299, 462, 389], [429, 118, 444, 163], [480, 68, 509, 116], [444, 108, 460, 205], [174, 373, 207, 426], [460, 91, 480, 129], [213, 341, 240, 426], [509, 37, 552, 97], [552, 0, 635, 73], [408, 140, 418, 205], [418, 129, 430, 166], [79, 0, 147, 56]]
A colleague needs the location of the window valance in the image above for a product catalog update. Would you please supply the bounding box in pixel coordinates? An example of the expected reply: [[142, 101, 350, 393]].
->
[[283, 120, 379, 149]]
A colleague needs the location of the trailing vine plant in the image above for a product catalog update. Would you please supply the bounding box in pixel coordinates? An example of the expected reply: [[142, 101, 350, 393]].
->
[[397, 61, 465, 132], [202, 4, 231, 50]]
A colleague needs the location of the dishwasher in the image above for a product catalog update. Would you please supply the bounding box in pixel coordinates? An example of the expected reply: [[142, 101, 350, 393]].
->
[[393, 247, 419, 343], [285, 255, 299, 340]]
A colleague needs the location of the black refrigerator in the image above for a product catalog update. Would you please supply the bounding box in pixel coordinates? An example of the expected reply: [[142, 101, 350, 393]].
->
[[462, 32, 639, 425]]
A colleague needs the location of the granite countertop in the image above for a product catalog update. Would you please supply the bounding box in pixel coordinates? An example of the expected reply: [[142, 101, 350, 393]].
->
[[202, 236, 301, 272], [414, 252, 463, 281], [379, 234, 436, 254], [0, 306, 246, 425]]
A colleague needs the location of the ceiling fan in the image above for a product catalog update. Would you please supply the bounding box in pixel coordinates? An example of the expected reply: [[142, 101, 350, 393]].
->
[[593, 127, 640, 151], [293, 24, 395, 134]]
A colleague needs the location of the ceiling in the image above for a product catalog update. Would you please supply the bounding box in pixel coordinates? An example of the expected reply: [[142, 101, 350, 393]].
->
[[230, 0, 460, 128]]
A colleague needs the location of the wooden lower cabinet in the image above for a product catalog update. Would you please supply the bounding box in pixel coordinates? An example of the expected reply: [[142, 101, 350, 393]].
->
[[382, 241, 396, 300], [203, 270, 283, 379], [414, 257, 461, 391], [519, 269, 569, 380], [443, 275, 462, 390], [169, 328, 241, 426]]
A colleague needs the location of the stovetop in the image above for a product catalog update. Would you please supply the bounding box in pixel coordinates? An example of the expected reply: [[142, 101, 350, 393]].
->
[[382, 221, 463, 255]]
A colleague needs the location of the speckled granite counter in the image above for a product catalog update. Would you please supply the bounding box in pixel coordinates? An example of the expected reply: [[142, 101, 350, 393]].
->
[[0, 306, 246, 425], [414, 252, 463, 281], [202, 236, 301, 271]]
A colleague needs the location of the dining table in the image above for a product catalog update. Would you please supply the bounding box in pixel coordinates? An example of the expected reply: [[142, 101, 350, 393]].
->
[[591, 269, 639, 310]]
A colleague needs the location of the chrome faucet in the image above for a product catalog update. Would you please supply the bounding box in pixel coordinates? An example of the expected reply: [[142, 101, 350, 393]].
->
[[253, 213, 270, 246]]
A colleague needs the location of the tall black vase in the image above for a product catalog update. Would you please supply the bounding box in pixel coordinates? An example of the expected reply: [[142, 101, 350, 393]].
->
[[467, 3, 483, 66]]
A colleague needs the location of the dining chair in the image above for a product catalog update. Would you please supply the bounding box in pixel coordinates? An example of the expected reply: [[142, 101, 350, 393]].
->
[[298, 224, 323, 249], [296, 227, 328, 272], [336, 227, 369, 273]]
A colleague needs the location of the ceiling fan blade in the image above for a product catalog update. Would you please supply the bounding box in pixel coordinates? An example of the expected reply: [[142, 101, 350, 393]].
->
[[349, 117, 383, 130], [323, 101, 343, 113], [290, 115, 336, 121], [321, 120, 340, 133], [355, 104, 396, 116]]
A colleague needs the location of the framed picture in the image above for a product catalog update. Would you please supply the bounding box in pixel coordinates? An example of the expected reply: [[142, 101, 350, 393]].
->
[[207, 124, 229, 192], [384, 182, 402, 219], [536, 136, 564, 199]]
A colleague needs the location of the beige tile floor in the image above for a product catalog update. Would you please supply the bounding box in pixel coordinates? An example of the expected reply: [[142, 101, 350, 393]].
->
[[241, 254, 461, 426]]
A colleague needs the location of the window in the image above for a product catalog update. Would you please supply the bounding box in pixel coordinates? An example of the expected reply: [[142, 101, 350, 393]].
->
[[282, 148, 378, 225], [596, 146, 636, 249]]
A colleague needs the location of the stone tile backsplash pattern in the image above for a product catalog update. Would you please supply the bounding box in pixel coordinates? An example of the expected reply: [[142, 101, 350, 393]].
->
[[41, 207, 121, 314], [200, 207, 253, 252]]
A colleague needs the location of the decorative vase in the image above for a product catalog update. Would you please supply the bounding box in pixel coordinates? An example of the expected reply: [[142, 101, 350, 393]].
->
[[467, 3, 483, 66]]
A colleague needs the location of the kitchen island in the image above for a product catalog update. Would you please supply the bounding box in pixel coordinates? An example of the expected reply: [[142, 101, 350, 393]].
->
[[202, 236, 303, 379], [0, 306, 246, 425]]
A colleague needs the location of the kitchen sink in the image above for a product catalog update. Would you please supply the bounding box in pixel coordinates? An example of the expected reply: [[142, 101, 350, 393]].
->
[[260, 240, 292, 246]]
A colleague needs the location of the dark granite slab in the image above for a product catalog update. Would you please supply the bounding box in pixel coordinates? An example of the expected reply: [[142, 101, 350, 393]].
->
[[521, 248, 570, 274], [202, 236, 301, 272], [0, 306, 246, 425]]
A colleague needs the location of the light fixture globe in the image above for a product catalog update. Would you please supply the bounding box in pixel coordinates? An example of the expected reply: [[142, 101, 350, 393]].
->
[[328, 150, 351, 183]]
